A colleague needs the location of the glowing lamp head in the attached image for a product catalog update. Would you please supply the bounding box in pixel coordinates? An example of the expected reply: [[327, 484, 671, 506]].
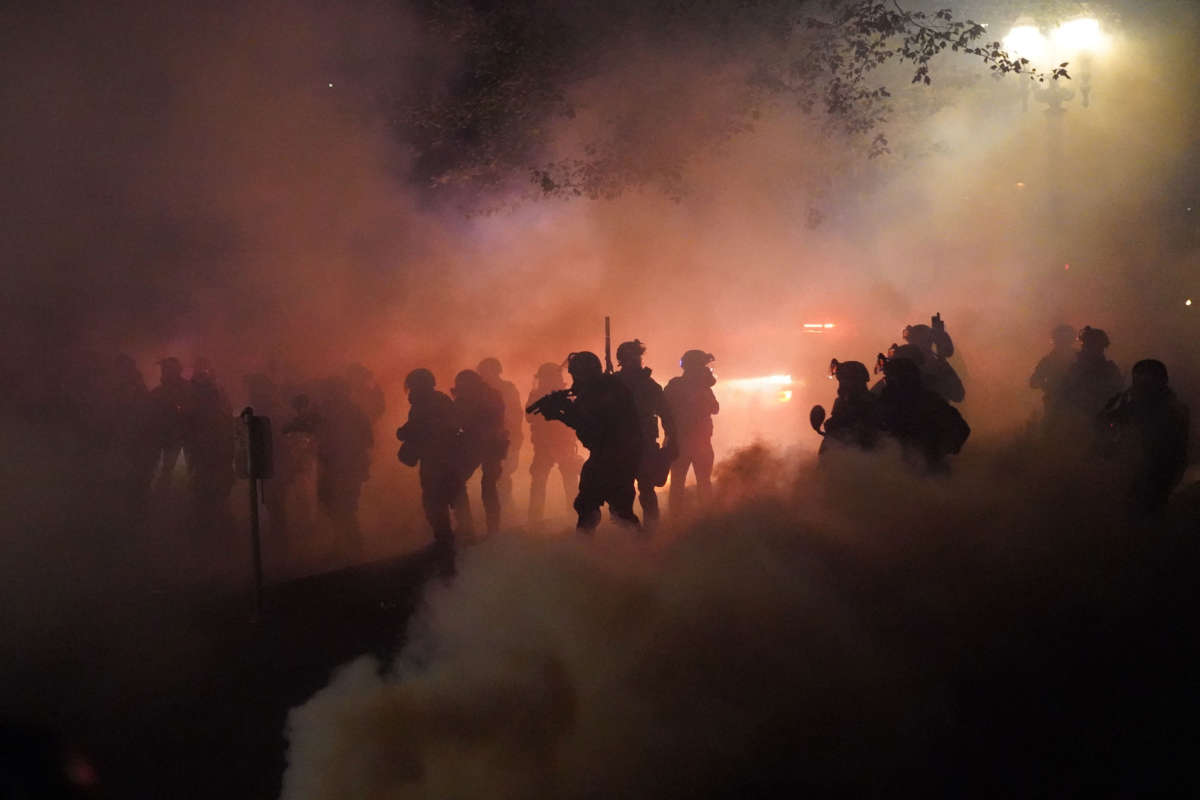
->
[[1003, 23, 1047, 62], [1053, 18, 1107, 54]]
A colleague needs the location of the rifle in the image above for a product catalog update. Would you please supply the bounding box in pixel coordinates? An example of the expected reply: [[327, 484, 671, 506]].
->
[[526, 389, 573, 419], [604, 316, 613, 374]]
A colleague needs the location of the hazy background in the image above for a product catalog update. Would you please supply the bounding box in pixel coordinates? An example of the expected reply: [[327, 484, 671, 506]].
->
[[1, 0, 1197, 794], [0, 0, 1195, 598]]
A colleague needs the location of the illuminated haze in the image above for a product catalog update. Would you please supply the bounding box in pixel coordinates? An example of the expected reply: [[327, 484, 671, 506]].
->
[[1, 0, 1198, 792]]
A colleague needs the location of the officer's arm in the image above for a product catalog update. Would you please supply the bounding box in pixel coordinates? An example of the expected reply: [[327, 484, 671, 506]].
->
[[708, 388, 720, 415], [655, 386, 678, 440], [1029, 358, 1046, 389]]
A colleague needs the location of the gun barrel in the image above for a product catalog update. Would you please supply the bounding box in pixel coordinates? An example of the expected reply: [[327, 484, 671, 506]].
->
[[604, 316, 612, 374], [526, 389, 571, 416]]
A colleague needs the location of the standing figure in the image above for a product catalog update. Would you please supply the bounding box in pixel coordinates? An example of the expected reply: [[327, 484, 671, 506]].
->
[[819, 360, 880, 455], [280, 393, 324, 538], [451, 369, 509, 535], [148, 357, 191, 491], [1098, 359, 1190, 514], [107, 354, 156, 515], [528, 351, 641, 531], [525, 363, 583, 526], [891, 316, 965, 403], [346, 363, 386, 425], [614, 339, 675, 530], [477, 358, 524, 507], [875, 356, 970, 472], [314, 378, 374, 553], [1030, 324, 1077, 414], [187, 358, 235, 526], [664, 350, 719, 514], [396, 369, 463, 547], [1057, 326, 1123, 426]]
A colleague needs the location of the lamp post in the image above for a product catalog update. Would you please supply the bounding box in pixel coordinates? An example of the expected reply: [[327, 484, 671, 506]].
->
[[1002, 15, 1108, 275]]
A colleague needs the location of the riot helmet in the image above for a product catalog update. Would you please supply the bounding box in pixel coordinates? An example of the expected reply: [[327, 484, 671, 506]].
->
[[680, 349, 715, 371], [567, 351, 604, 384], [476, 357, 503, 380], [832, 359, 870, 386], [404, 368, 436, 394], [616, 339, 646, 367], [1078, 326, 1110, 354]]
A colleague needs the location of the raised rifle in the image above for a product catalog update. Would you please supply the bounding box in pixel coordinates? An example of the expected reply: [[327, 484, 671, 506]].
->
[[875, 351, 890, 375], [604, 316, 613, 374], [526, 389, 573, 419]]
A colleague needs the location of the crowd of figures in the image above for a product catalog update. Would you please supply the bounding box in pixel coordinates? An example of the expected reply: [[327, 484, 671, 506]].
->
[[3, 353, 386, 550], [2, 312, 1190, 571], [396, 344, 722, 555], [816, 316, 1191, 516]]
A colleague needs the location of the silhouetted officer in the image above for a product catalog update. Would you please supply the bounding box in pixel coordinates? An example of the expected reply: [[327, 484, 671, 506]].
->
[[886, 319, 965, 403], [397, 369, 463, 545], [876, 356, 970, 471], [477, 357, 524, 507], [1057, 326, 1123, 425], [615, 339, 675, 529], [346, 362, 386, 425], [819, 359, 879, 454], [314, 377, 374, 551], [187, 358, 235, 525], [149, 356, 191, 489], [274, 393, 322, 542], [452, 369, 509, 535], [530, 351, 641, 531], [526, 362, 582, 526], [1030, 324, 1077, 412], [1098, 359, 1190, 513], [664, 350, 719, 513], [107, 354, 156, 513]]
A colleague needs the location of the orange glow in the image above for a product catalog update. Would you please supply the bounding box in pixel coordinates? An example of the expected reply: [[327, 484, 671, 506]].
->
[[802, 322, 837, 333], [724, 374, 793, 391]]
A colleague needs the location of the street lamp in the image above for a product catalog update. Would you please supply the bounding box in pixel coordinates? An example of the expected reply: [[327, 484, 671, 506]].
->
[[1053, 18, 1107, 55], [1002, 19, 1047, 63], [1004, 16, 1108, 110], [1002, 14, 1108, 281]]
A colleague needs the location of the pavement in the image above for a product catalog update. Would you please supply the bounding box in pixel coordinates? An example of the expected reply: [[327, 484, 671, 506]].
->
[[1, 546, 444, 799]]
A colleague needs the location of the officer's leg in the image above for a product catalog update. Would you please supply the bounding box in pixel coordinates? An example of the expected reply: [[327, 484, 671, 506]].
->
[[669, 450, 692, 514], [421, 463, 454, 540], [480, 456, 502, 534], [693, 440, 715, 503], [499, 442, 519, 505], [528, 449, 554, 524], [452, 482, 474, 538], [636, 474, 659, 528], [607, 472, 640, 529], [157, 444, 181, 490], [560, 452, 582, 509], [573, 456, 603, 532]]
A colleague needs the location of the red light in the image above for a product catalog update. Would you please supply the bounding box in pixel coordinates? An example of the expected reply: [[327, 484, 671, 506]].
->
[[1064, 263, 1070, 270]]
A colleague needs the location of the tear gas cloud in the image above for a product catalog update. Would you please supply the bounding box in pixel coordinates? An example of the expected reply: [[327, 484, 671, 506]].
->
[[281, 443, 1200, 798], [1, 0, 1198, 789]]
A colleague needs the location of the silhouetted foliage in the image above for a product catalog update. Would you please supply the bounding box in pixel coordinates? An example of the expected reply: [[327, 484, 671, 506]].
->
[[400, 0, 1075, 202]]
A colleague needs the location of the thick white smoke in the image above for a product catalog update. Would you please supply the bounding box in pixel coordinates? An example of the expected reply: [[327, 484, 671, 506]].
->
[[280, 436, 1194, 798]]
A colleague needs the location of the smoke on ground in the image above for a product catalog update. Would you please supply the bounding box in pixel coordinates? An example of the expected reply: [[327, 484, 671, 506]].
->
[[280, 439, 1200, 797]]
